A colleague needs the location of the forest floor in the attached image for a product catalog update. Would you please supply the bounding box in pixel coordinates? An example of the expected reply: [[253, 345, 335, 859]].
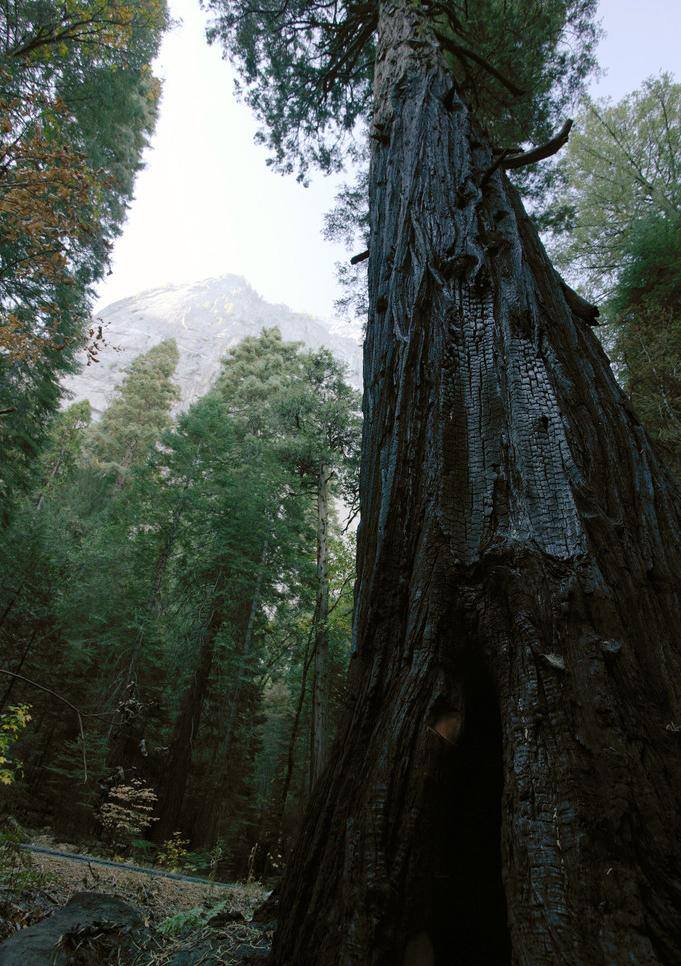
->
[[0, 839, 273, 963]]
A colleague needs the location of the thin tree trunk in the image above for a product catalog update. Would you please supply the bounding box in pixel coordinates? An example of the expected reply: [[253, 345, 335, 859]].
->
[[34, 449, 65, 511], [279, 628, 314, 826], [199, 571, 266, 845], [105, 510, 184, 778], [154, 602, 224, 842], [217, 546, 267, 765], [271, 4, 681, 964], [311, 463, 331, 787], [0, 627, 38, 712]]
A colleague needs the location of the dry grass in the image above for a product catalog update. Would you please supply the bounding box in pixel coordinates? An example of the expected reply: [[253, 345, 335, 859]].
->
[[28, 850, 251, 920], [3, 848, 272, 964]]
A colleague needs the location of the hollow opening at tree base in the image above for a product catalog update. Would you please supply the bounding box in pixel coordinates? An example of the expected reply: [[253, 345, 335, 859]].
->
[[431, 658, 511, 966]]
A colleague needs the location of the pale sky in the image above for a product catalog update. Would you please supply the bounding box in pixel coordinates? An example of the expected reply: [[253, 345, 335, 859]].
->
[[94, 0, 681, 322]]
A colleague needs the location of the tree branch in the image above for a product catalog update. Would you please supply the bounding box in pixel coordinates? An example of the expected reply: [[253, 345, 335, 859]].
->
[[350, 249, 369, 265], [558, 276, 600, 326], [434, 30, 525, 98], [0, 669, 113, 782], [501, 120, 573, 170]]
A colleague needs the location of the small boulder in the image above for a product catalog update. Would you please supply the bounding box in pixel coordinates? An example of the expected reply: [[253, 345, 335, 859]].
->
[[233, 944, 270, 961], [0, 892, 146, 964]]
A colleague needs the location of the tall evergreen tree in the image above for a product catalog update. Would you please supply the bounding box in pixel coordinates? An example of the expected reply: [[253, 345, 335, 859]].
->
[[87, 338, 180, 488], [0, 330, 359, 864], [609, 213, 681, 475], [0, 0, 167, 506], [219, 331, 361, 785], [209, 3, 681, 963], [272, 348, 361, 784]]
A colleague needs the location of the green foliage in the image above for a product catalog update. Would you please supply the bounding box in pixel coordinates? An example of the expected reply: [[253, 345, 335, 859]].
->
[[548, 74, 681, 299], [0, 819, 48, 892], [0, 330, 360, 871], [610, 213, 681, 475], [0, 705, 31, 785], [158, 900, 229, 937], [206, 0, 598, 181], [86, 338, 180, 485], [156, 831, 191, 872], [0, 0, 167, 507], [158, 907, 207, 937], [610, 215, 681, 319], [545, 75, 681, 476]]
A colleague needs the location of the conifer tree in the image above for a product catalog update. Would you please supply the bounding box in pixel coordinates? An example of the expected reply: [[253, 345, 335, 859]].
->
[[219, 331, 361, 785], [271, 348, 361, 783], [0, 0, 167, 506], [0, 330, 359, 861], [208, 3, 681, 963], [87, 339, 180, 487], [609, 214, 681, 475]]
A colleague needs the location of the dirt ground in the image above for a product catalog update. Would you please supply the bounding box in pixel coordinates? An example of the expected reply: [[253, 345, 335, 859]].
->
[[0, 846, 273, 964]]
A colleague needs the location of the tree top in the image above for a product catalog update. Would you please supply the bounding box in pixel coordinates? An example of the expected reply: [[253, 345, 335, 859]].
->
[[206, 0, 600, 180]]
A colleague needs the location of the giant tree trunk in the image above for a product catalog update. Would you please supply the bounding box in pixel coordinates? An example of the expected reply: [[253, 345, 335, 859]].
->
[[311, 462, 332, 787], [271, 4, 681, 964]]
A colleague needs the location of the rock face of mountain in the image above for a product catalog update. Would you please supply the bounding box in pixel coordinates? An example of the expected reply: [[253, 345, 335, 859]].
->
[[66, 275, 363, 417]]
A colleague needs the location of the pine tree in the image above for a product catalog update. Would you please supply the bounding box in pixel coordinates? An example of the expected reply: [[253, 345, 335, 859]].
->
[[220, 331, 361, 786], [208, 3, 681, 963], [87, 339, 180, 487], [548, 73, 680, 300], [0, 324, 362, 871], [609, 214, 681, 475], [151, 369, 307, 841]]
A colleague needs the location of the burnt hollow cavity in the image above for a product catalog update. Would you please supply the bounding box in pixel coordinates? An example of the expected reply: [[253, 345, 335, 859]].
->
[[431, 659, 511, 965]]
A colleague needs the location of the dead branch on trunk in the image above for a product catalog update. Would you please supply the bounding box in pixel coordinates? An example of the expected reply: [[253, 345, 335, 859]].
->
[[501, 119, 573, 170], [558, 275, 600, 325]]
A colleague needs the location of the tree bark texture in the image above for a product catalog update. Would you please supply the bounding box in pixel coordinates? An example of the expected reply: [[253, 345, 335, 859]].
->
[[311, 462, 332, 787], [272, 3, 681, 964]]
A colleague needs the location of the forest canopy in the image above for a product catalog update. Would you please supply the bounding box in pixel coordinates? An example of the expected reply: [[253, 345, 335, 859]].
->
[[205, 0, 600, 178], [0, 329, 360, 873]]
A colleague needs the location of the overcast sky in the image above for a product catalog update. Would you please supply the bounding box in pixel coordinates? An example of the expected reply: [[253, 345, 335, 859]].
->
[[94, 0, 681, 321]]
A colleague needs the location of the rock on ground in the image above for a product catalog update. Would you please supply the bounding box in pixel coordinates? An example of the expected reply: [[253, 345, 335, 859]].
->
[[0, 891, 146, 964]]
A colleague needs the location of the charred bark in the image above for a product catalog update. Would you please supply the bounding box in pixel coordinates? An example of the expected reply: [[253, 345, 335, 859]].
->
[[271, 3, 681, 964]]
